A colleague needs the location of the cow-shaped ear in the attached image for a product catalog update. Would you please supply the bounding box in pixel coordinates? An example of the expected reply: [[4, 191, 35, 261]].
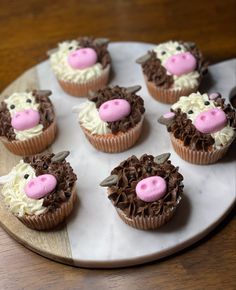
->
[[158, 112, 175, 126], [33, 90, 52, 98], [100, 174, 118, 187], [46, 47, 58, 56], [185, 41, 196, 49], [51, 151, 70, 163], [136, 53, 151, 64], [154, 153, 171, 164], [93, 38, 109, 46], [125, 85, 142, 94]]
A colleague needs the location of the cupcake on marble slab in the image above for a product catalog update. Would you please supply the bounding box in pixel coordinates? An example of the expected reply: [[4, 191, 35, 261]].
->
[[48, 36, 111, 97], [100, 153, 184, 230], [158, 92, 236, 164], [0, 90, 57, 156], [73, 85, 145, 153], [0, 151, 77, 230], [136, 41, 208, 104]]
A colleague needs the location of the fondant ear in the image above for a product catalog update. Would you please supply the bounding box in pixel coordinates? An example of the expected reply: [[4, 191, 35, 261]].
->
[[0, 173, 14, 185], [185, 41, 196, 49], [46, 47, 58, 56], [51, 151, 70, 163], [136, 53, 151, 64], [94, 38, 109, 46], [158, 112, 175, 126], [126, 85, 142, 94], [34, 90, 52, 98], [154, 153, 171, 164], [100, 174, 118, 187]]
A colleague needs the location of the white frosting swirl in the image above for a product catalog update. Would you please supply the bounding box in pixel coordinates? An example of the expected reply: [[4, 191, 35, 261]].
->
[[171, 92, 235, 148], [153, 41, 199, 89], [50, 40, 103, 82], [73, 101, 110, 135], [4, 92, 43, 141], [1, 160, 46, 217]]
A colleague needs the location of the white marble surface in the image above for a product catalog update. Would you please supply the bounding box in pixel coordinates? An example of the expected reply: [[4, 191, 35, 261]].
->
[[37, 42, 236, 267]]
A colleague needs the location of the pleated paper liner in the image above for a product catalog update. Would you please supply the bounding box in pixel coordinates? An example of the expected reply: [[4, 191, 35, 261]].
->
[[18, 185, 77, 231], [170, 133, 233, 165], [58, 65, 110, 97], [144, 75, 199, 104], [0, 120, 57, 156], [80, 117, 144, 153]]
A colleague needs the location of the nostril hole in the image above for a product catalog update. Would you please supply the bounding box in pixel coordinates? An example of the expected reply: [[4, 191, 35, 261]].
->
[[103, 104, 109, 109], [200, 115, 206, 121], [40, 177, 47, 182], [29, 181, 34, 187], [114, 101, 119, 105], [16, 114, 21, 118], [152, 179, 157, 185], [82, 50, 87, 54], [182, 55, 186, 59], [211, 110, 216, 116], [141, 184, 147, 190], [171, 58, 176, 63]]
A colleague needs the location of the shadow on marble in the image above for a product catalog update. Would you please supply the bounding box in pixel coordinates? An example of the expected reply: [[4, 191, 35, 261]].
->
[[218, 140, 236, 164], [198, 71, 215, 93], [136, 118, 151, 146], [157, 194, 191, 233]]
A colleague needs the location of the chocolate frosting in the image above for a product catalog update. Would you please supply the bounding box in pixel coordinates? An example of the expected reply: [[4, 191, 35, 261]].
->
[[167, 96, 236, 151], [24, 153, 77, 213], [0, 90, 55, 141], [142, 51, 174, 88], [108, 154, 183, 218], [90, 86, 145, 134], [78, 37, 111, 69], [141, 42, 208, 88], [167, 109, 215, 151]]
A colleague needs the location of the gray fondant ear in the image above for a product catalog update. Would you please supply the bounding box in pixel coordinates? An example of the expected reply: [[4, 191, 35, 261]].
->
[[136, 53, 151, 64], [100, 175, 118, 187], [51, 151, 70, 163], [154, 153, 171, 164], [158, 112, 175, 126], [35, 90, 52, 98], [94, 38, 109, 46], [125, 85, 142, 94], [185, 41, 196, 49], [88, 90, 96, 98], [46, 47, 58, 56]]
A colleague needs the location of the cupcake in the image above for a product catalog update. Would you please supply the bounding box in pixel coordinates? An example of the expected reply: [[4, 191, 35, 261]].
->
[[136, 41, 208, 104], [0, 90, 57, 156], [0, 151, 77, 230], [48, 36, 111, 97], [100, 153, 183, 230], [73, 85, 145, 153], [158, 92, 236, 164]]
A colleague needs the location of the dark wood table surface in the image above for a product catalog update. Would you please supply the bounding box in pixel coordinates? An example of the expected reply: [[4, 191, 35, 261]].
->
[[0, 1, 235, 289]]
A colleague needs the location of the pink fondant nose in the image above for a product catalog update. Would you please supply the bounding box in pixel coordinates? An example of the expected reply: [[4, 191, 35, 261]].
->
[[136, 176, 167, 202], [24, 174, 57, 200], [164, 52, 197, 76], [98, 99, 131, 122], [67, 48, 97, 69], [194, 108, 227, 134], [11, 109, 40, 131]]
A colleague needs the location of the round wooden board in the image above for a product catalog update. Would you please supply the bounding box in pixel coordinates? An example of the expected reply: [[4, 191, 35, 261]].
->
[[0, 43, 235, 268]]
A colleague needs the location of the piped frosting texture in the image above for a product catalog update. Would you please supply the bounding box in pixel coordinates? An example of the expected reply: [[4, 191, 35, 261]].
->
[[168, 92, 236, 150], [49, 37, 111, 83], [108, 154, 183, 218]]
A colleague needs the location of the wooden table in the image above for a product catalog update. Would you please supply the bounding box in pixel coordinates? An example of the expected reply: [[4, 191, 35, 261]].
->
[[0, 1, 235, 289]]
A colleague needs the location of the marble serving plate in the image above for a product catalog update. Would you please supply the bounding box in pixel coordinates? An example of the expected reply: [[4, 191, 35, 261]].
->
[[0, 42, 235, 268]]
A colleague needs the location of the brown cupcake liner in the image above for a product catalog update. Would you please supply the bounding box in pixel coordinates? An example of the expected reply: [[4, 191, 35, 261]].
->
[[58, 65, 110, 97], [170, 133, 233, 165], [144, 75, 199, 104], [80, 117, 144, 153], [18, 185, 77, 231], [0, 120, 57, 156], [116, 207, 177, 230]]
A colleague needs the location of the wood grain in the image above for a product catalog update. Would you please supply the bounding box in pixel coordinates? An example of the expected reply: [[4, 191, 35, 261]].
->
[[0, 0, 235, 289]]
